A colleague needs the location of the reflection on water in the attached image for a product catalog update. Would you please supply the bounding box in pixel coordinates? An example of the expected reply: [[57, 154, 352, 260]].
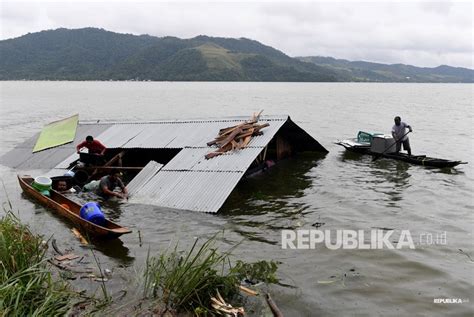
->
[[224, 153, 325, 214], [338, 150, 371, 163], [221, 154, 325, 244], [337, 151, 412, 207], [91, 237, 134, 265], [371, 159, 411, 206]]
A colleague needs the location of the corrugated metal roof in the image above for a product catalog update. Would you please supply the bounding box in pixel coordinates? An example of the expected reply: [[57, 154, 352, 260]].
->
[[94, 116, 287, 149], [122, 117, 289, 212], [1, 116, 287, 170], [79, 115, 288, 125], [2, 114, 328, 213], [0, 124, 112, 170], [48, 116, 286, 169], [93, 124, 147, 148], [126, 160, 163, 196], [130, 171, 244, 212], [162, 147, 264, 172]]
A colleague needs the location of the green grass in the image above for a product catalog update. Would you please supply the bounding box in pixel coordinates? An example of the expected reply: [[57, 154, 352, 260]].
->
[[0, 211, 75, 316], [0, 204, 280, 316], [142, 235, 280, 315], [196, 43, 249, 70], [143, 236, 238, 314]]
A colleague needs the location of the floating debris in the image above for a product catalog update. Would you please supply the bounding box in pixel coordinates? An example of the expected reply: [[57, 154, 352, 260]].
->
[[71, 228, 89, 245], [211, 289, 245, 316], [55, 253, 80, 261], [238, 284, 259, 296]]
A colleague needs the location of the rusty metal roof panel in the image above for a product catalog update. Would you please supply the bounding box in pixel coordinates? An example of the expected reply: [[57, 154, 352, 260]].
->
[[130, 170, 243, 212], [162, 147, 264, 172]]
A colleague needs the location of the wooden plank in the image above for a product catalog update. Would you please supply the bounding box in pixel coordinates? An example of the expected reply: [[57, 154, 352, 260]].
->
[[216, 127, 243, 148], [239, 135, 252, 149], [205, 112, 268, 159]]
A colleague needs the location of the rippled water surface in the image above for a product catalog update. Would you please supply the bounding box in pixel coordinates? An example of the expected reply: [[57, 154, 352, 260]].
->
[[0, 82, 473, 316]]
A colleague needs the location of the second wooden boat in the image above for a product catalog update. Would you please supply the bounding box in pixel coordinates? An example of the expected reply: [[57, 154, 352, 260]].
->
[[336, 131, 467, 168]]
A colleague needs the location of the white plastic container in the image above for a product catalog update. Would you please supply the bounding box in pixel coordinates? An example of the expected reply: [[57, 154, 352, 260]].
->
[[370, 135, 396, 154]]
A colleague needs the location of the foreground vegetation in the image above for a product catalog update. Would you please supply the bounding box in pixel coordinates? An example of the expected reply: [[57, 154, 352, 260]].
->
[[1, 209, 280, 316], [142, 237, 279, 315], [0, 211, 75, 316]]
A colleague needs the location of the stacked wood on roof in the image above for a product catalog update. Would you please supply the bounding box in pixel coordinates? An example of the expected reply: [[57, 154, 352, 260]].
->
[[205, 111, 269, 159]]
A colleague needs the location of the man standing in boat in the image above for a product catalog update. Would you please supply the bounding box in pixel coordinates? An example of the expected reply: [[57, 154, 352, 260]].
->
[[392, 116, 413, 156]]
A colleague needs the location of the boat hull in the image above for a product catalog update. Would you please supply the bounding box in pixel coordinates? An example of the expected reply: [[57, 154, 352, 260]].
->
[[18, 175, 131, 239], [335, 140, 466, 168], [379, 153, 465, 168]]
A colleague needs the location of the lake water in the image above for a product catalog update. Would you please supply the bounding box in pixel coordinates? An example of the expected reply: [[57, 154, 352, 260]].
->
[[0, 81, 473, 316]]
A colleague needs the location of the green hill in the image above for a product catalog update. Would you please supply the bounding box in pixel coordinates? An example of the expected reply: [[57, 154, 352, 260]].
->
[[0, 28, 336, 81], [0, 28, 471, 82], [298, 56, 473, 83]]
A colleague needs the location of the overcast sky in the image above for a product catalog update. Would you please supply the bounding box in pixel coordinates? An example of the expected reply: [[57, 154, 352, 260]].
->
[[1, 0, 472, 68]]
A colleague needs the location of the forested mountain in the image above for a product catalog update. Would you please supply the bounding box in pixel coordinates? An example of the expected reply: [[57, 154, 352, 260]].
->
[[1, 28, 472, 82], [298, 56, 473, 83], [0, 28, 336, 81]]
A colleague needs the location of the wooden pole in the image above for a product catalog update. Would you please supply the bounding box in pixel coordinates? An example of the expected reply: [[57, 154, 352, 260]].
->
[[266, 293, 283, 317]]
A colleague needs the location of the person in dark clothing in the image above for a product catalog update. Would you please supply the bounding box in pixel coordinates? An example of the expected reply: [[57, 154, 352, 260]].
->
[[96, 170, 128, 200]]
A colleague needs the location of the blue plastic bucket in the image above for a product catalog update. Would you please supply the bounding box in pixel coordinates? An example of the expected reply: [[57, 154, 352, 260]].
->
[[80, 202, 106, 226]]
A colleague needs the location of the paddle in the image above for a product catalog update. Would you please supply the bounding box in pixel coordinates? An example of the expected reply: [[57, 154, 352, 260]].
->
[[372, 130, 411, 161]]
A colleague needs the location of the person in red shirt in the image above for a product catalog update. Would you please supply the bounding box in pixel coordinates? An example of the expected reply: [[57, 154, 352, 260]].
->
[[76, 135, 107, 155]]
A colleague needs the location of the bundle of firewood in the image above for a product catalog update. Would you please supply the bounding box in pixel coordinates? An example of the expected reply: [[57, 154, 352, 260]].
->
[[205, 111, 269, 159]]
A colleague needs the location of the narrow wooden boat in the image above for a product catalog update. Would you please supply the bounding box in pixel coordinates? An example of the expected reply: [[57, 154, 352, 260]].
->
[[18, 175, 131, 239], [335, 142, 467, 168], [336, 131, 467, 168], [378, 153, 467, 168]]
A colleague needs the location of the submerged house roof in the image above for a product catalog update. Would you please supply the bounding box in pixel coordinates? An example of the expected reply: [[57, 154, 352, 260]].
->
[[1, 115, 327, 213]]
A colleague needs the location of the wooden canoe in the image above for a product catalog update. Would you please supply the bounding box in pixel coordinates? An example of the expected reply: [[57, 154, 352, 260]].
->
[[379, 153, 467, 168], [336, 139, 467, 168], [18, 175, 131, 239]]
